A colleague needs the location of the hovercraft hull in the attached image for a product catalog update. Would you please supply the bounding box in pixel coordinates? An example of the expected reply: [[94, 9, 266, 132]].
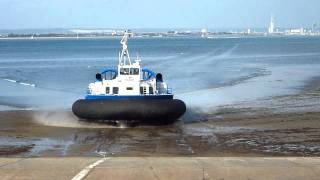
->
[[72, 99, 186, 124]]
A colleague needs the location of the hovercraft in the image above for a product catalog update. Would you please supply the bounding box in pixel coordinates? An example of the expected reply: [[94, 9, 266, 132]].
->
[[72, 31, 186, 124]]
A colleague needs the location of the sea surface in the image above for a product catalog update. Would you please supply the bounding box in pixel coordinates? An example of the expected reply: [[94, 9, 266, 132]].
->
[[1, 36, 320, 112]]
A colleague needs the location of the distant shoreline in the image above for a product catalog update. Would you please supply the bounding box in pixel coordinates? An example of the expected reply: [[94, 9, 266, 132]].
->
[[0, 36, 120, 40], [1, 34, 319, 40]]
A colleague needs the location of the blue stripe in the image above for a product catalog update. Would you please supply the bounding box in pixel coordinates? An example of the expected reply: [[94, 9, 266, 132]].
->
[[85, 94, 173, 100]]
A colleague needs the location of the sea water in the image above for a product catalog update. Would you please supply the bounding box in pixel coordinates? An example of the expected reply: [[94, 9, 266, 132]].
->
[[1, 36, 320, 111]]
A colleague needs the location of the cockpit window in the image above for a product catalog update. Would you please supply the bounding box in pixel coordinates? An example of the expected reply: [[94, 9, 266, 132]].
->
[[120, 68, 139, 75], [120, 68, 130, 75], [130, 68, 139, 75]]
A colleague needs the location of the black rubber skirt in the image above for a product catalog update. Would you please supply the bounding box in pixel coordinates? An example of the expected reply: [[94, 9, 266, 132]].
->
[[72, 99, 186, 124]]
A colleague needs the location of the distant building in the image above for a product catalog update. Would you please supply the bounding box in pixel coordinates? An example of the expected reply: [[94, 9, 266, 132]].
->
[[167, 30, 178, 35], [247, 28, 252, 34], [285, 28, 305, 35], [69, 29, 115, 35], [312, 22, 317, 32], [268, 15, 275, 34], [201, 28, 208, 37]]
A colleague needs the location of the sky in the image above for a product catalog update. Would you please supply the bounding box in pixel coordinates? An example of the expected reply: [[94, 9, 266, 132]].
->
[[0, 0, 319, 29]]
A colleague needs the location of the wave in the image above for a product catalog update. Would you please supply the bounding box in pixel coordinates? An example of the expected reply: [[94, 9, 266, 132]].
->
[[3, 78, 17, 83], [222, 52, 320, 61], [19, 82, 36, 87], [2, 78, 36, 87]]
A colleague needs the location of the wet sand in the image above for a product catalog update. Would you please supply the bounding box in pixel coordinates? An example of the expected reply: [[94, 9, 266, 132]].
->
[[0, 85, 320, 157], [1, 80, 320, 180]]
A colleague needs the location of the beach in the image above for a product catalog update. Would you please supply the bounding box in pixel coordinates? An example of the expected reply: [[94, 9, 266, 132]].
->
[[1, 88, 320, 179], [0, 81, 319, 157]]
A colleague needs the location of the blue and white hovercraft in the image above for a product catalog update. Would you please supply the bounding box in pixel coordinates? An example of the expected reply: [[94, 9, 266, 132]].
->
[[72, 31, 186, 124]]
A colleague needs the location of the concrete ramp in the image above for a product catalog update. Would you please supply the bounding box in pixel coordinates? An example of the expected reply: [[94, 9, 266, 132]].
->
[[0, 157, 319, 180]]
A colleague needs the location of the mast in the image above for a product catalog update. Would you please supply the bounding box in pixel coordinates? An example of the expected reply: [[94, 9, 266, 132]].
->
[[119, 30, 131, 66]]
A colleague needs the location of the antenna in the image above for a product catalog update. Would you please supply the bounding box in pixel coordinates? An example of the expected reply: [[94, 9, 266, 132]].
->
[[136, 52, 140, 60], [119, 30, 131, 66]]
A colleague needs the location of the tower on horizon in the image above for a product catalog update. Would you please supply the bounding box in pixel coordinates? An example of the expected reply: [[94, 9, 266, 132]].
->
[[268, 15, 275, 34]]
